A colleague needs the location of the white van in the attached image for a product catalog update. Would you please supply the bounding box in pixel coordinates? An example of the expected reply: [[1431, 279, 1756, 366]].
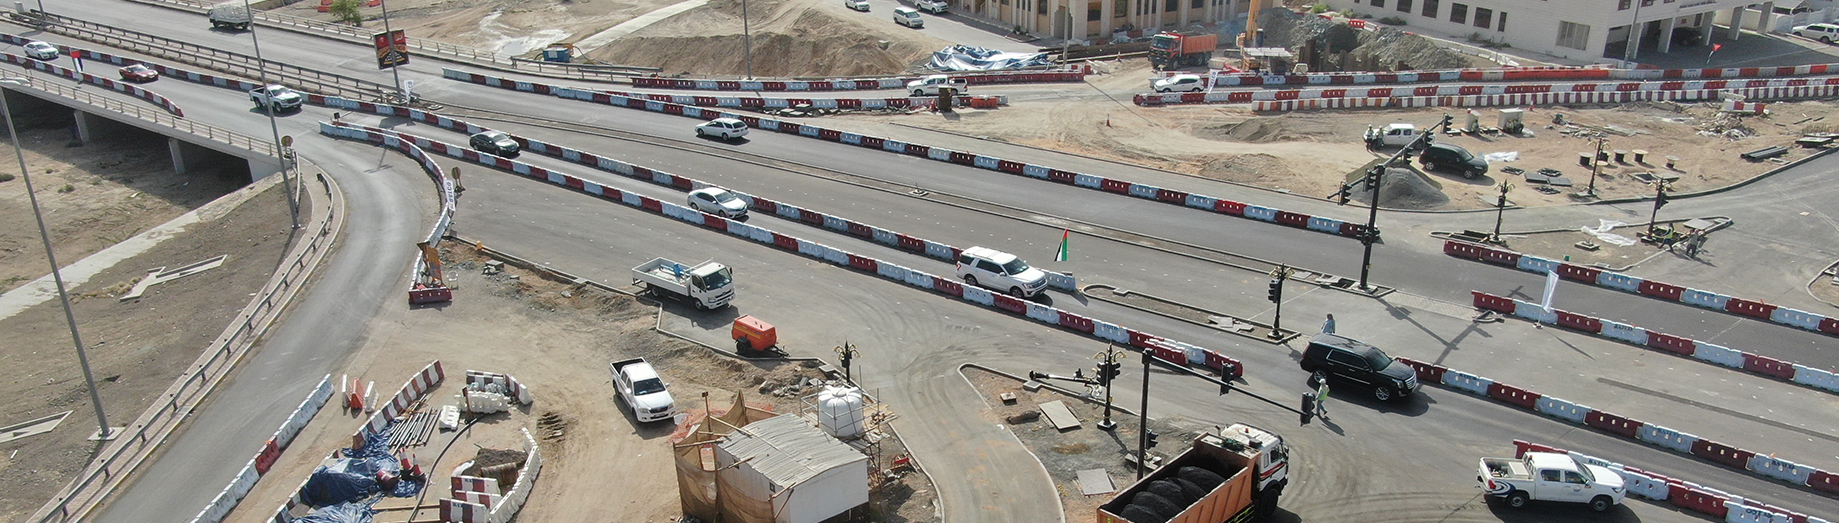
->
[[893, 6, 924, 28]]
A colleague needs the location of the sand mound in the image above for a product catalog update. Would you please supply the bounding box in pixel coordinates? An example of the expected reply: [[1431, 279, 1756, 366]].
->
[[1356, 167, 1448, 209], [585, 0, 947, 77], [1196, 153, 1298, 185], [1257, 8, 1471, 71]]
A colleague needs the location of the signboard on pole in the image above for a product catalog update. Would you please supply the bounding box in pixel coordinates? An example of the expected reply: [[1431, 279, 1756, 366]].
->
[[374, 29, 409, 69]]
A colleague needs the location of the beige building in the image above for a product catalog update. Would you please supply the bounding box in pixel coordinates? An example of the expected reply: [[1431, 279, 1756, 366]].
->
[[951, 0, 1253, 41]]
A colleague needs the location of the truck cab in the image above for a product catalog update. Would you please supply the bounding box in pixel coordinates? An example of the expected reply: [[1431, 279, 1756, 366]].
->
[[610, 358, 676, 423], [1480, 451, 1626, 512]]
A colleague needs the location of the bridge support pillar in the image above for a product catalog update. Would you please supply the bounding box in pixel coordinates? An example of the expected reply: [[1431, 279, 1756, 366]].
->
[[169, 137, 197, 174], [73, 110, 96, 145]]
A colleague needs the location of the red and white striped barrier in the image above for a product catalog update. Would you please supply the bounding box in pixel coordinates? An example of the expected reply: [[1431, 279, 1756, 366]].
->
[[465, 370, 531, 405], [588, 87, 1004, 110], [1141, 75, 1839, 107], [354, 361, 445, 439], [1508, 440, 1829, 523], [439, 69, 1372, 241], [190, 376, 334, 523], [0, 52, 185, 116], [1151, 61, 1839, 88], [1722, 99, 1767, 114], [1447, 240, 1839, 341], [1398, 357, 1839, 502], [322, 122, 1250, 380], [1470, 290, 1839, 395], [629, 67, 1087, 92]]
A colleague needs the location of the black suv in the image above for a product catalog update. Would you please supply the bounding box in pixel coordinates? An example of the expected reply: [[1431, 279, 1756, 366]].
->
[[469, 130, 521, 158], [1299, 334, 1419, 401], [1418, 142, 1488, 179]]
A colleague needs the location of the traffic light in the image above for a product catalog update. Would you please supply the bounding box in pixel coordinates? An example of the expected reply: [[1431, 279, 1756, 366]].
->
[[1655, 190, 1670, 209], [1105, 360, 1122, 383], [1440, 113, 1453, 130], [1028, 371, 1049, 381], [1336, 187, 1351, 205], [1219, 365, 1232, 395], [1144, 430, 1160, 449], [1267, 278, 1283, 304], [1095, 360, 1120, 386]]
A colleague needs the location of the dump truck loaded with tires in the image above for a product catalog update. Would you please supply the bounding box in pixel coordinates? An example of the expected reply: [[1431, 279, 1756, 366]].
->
[[1099, 424, 1289, 523]]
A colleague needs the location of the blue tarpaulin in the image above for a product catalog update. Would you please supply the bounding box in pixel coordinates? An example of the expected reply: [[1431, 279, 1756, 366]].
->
[[927, 45, 1051, 71], [292, 424, 427, 523]]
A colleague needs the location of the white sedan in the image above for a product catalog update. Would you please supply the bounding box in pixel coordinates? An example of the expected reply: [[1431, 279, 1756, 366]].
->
[[686, 187, 749, 219], [695, 117, 750, 140], [1151, 74, 1207, 93], [23, 41, 59, 61]]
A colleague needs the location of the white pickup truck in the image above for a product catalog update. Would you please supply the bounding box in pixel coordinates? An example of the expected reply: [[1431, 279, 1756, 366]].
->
[[632, 257, 734, 310], [1363, 123, 1423, 149], [1479, 451, 1626, 512], [610, 358, 675, 423], [907, 75, 968, 97]]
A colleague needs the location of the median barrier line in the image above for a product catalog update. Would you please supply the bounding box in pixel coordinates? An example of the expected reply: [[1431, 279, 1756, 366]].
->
[[1470, 290, 1839, 396], [321, 122, 1249, 380], [1448, 239, 1839, 339], [440, 68, 1370, 242], [1400, 356, 1838, 500], [315, 98, 1078, 291]]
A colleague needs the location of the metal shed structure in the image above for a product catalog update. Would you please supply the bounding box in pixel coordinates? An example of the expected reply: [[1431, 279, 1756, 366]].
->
[[714, 414, 870, 523]]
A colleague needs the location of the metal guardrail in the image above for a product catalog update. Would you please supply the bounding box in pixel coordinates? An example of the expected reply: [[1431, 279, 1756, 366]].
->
[[38, 13, 387, 100], [122, 0, 658, 81], [28, 169, 337, 523], [0, 70, 276, 157]]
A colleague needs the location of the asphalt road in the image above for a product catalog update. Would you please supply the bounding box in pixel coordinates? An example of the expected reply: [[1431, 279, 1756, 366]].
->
[[27, 2, 1839, 522]]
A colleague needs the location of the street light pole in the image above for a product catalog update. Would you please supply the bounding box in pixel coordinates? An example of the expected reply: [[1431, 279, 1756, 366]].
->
[[380, 0, 405, 99], [1491, 181, 1512, 243], [1585, 134, 1605, 198], [1341, 115, 1451, 292], [742, 0, 753, 79], [242, 0, 297, 230], [1098, 345, 1118, 431], [1135, 351, 1151, 480], [1, 82, 111, 440]]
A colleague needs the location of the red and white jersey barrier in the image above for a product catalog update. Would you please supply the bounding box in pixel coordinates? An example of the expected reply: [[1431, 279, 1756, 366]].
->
[[440, 68, 1371, 241], [321, 121, 1249, 379], [1446, 240, 1839, 340], [189, 376, 334, 523], [1138, 77, 1839, 108], [0, 51, 184, 116], [441, 429, 540, 523], [1469, 290, 1839, 395], [465, 370, 532, 405], [354, 361, 446, 440], [629, 67, 1087, 92], [1397, 356, 1839, 504], [1156, 60, 1839, 87], [1507, 440, 1830, 523]]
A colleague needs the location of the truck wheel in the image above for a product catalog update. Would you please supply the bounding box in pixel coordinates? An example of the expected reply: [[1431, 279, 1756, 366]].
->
[[1373, 386, 1392, 402], [1589, 496, 1613, 512], [1506, 492, 1529, 509], [736, 338, 752, 353]]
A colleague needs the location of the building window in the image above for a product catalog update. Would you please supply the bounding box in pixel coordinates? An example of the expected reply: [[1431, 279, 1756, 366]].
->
[[1089, 1, 1101, 21], [1115, 0, 1126, 17], [1192, 0, 1203, 8], [1642, 0, 1653, 5], [1397, 0, 1411, 12], [1557, 20, 1590, 50], [1422, 0, 1437, 18], [1618, 0, 1629, 10], [1497, 11, 1505, 31], [1371, 0, 1384, 7], [1450, 3, 1466, 23], [1165, 0, 1177, 11], [1040, 0, 1048, 14], [1474, 7, 1491, 28]]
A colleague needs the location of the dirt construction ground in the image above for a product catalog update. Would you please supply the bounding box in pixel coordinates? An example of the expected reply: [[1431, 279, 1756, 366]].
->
[[0, 126, 285, 522], [234, 243, 938, 523]]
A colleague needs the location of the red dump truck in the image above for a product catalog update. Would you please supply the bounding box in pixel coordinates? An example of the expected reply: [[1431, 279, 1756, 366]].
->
[[1150, 31, 1218, 69], [1098, 424, 1290, 523]]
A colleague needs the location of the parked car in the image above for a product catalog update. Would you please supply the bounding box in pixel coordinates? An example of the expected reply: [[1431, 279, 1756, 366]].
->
[[22, 41, 59, 61], [1795, 23, 1839, 43], [468, 130, 521, 158], [1418, 142, 1488, 179], [610, 358, 676, 423], [686, 187, 749, 219], [893, 6, 924, 27], [916, 0, 949, 13], [118, 63, 159, 83], [1151, 74, 1207, 93], [1298, 334, 1419, 401], [955, 246, 1048, 298], [844, 0, 870, 11], [248, 84, 303, 113], [907, 74, 967, 96], [695, 117, 750, 140]]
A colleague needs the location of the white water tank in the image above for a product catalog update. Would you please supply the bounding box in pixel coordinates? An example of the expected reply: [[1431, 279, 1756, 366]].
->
[[816, 386, 865, 439]]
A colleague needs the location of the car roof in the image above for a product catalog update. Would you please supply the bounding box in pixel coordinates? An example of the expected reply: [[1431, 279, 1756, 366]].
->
[[690, 186, 729, 195], [707, 117, 744, 125], [1169, 74, 1200, 80], [961, 246, 1017, 264], [1527, 452, 1581, 472], [1426, 142, 1468, 152], [1309, 333, 1378, 353], [895, 6, 918, 12]]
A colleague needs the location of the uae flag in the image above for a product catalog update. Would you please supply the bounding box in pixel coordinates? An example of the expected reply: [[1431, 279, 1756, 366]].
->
[[1054, 229, 1070, 262]]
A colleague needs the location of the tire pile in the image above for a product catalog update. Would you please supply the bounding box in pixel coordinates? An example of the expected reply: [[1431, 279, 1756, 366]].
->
[[1114, 466, 1227, 523]]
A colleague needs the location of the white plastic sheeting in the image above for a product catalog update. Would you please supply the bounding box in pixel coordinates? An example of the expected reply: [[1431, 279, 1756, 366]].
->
[[927, 45, 1051, 71]]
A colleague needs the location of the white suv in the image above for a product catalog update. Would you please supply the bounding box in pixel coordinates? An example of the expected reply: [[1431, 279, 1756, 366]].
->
[[695, 117, 749, 140], [955, 246, 1049, 298], [916, 0, 948, 13], [1795, 23, 1839, 43], [1152, 74, 1207, 93]]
